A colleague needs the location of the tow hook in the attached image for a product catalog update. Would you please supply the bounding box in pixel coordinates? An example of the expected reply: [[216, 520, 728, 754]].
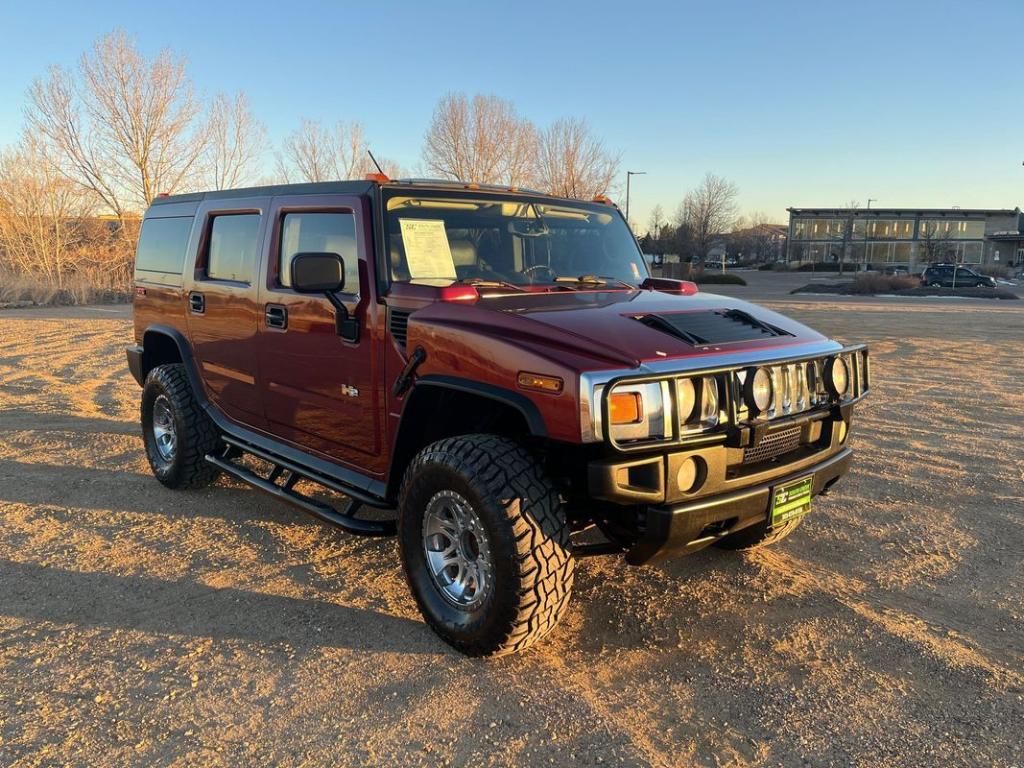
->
[[393, 346, 427, 397]]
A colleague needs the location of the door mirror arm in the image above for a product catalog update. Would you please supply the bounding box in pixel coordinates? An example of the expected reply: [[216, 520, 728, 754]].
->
[[324, 291, 360, 342], [291, 251, 359, 342]]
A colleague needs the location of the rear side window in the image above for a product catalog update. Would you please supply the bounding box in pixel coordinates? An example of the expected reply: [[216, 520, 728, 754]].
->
[[279, 212, 358, 290], [135, 216, 194, 274], [207, 214, 260, 282]]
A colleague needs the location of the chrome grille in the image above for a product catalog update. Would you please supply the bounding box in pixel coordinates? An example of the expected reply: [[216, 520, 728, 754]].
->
[[743, 426, 802, 464]]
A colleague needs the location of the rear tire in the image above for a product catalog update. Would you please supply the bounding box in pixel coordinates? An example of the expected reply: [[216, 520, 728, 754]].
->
[[714, 516, 804, 551], [141, 364, 221, 489], [398, 435, 574, 656]]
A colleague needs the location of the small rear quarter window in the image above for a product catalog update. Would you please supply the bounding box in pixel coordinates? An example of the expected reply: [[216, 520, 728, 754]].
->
[[135, 216, 194, 274]]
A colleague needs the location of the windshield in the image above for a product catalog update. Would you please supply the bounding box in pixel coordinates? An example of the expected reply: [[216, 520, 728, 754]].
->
[[383, 190, 647, 288]]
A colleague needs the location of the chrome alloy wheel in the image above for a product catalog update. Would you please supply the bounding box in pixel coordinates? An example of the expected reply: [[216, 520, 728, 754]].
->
[[422, 490, 493, 608], [151, 394, 177, 462]]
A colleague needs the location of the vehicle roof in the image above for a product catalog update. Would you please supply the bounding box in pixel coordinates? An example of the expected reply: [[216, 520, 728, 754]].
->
[[149, 180, 376, 205], [149, 179, 603, 208]]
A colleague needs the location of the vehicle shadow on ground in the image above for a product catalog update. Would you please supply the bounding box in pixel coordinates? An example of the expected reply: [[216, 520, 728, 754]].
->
[[0, 558, 438, 655], [0, 409, 138, 436], [0, 459, 395, 538]]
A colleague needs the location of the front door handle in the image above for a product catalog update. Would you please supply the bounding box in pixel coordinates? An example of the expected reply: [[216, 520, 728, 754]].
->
[[189, 292, 205, 314], [265, 304, 288, 329]]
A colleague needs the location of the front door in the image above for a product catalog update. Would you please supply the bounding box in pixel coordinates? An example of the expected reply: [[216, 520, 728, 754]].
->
[[256, 194, 383, 473], [184, 198, 270, 428]]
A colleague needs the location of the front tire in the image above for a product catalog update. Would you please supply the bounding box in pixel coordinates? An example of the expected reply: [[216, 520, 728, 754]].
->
[[398, 435, 574, 656], [141, 364, 221, 489]]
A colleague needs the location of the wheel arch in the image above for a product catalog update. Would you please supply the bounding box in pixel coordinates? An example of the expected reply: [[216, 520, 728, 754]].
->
[[139, 325, 199, 387], [385, 376, 547, 503]]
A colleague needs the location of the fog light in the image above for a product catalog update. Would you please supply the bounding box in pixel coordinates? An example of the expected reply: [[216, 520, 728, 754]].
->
[[675, 456, 704, 494], [837, 420, 848, 444]]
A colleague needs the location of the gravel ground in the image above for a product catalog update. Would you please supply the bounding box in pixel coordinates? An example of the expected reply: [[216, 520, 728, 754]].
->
[[0, 298, 1022, 767]]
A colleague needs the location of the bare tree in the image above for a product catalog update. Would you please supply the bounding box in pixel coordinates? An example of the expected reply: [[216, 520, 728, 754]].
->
[[0, 134, 93, 287], [648, 204, 665, 240], [918, 219, 957, 265], [536, 117, 619, 199], [422, 92, 537, 186], [275, 119, 381, 183], [27, 30, 205, 219], [676, 173, 739, 261], [747, 212, 785, 263], [204, 91, 266, 189]]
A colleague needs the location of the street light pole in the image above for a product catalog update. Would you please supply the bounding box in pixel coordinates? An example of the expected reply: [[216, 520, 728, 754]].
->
[[864, 199, 876, 271], [625, 171, 646, 229]]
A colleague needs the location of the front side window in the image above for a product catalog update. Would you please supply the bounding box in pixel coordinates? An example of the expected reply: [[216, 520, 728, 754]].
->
[[207, 214, 260, 282], [279, 212, 358, 290], [384, 192, 647, 287]]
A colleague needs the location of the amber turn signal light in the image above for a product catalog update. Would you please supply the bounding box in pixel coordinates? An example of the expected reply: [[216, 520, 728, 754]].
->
[[517, 372, 563, 393], [609, 391, 643, 424]]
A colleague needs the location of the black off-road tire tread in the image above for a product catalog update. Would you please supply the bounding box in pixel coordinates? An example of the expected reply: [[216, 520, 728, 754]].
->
[[143, 364, 221, 489], [714, 516, 804, 551], [399, 434, 574, 656]]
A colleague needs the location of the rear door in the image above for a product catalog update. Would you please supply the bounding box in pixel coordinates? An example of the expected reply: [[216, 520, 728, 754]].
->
[[255, 194, 384, 474], [184, 197, 270, 428]]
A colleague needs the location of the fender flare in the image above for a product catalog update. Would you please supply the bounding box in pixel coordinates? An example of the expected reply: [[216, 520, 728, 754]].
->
[[411, 375, 548, 438], [136, 325, 207, 398], [383, 374, 549, 503]]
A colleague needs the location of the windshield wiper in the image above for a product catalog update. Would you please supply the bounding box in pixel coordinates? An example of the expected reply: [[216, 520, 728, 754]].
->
[[452, 277, 525, 292], [554, 275, 637, 290]]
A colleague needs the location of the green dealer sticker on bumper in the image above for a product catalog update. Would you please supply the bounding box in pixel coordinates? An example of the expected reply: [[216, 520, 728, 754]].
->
[[771, 476, 813, 527]]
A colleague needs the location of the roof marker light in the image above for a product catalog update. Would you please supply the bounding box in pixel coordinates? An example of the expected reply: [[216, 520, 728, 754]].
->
[[438, 285, 480, 303], [365, 172, 391, 183]]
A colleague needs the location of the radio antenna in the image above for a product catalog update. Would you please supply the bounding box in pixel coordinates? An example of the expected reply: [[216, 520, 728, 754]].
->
[[367, 149, 385, 175]]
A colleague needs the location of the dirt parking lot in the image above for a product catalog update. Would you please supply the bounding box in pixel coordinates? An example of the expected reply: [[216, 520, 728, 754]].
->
[[1, 297, 1022, 767]]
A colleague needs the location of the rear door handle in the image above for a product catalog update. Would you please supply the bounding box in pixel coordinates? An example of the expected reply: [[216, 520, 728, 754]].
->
[[265, 304, 288, 329], [189, 292, 205, 314]]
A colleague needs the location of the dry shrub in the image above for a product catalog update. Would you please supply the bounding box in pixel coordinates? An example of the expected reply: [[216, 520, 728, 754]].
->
[[849, 274, 919, 294], [975, 264, 1011, 279], [0, 264, 131, 306]]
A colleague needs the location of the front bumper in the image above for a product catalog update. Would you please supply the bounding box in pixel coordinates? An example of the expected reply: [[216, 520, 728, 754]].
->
[[625, 447, 852, 564]]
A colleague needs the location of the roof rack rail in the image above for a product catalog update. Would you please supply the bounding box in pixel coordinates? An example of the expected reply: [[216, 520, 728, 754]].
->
[[392, 178, 548, 195]]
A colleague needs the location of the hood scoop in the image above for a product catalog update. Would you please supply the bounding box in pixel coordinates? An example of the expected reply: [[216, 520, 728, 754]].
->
[[635, 309, 793, 346]]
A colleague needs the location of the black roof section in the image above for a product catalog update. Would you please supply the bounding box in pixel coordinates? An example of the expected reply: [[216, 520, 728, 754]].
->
[[149, 178, 612, 209], [150, 180, 376, 205]]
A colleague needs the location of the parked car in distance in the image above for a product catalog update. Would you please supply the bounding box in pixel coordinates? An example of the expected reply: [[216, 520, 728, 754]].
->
[[920, 264, 996, 288], [126, 178, 869, 656]]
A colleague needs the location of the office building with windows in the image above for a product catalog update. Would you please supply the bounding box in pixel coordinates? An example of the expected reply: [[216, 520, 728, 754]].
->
[[785, 207, 1023, 268]]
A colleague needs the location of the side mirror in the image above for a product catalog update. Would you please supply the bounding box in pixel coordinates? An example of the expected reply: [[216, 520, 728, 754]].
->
[[291, 252, 345, 293]]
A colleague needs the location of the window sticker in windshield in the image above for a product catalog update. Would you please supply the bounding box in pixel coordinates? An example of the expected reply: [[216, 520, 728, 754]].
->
[[399, 219, 457, 280]]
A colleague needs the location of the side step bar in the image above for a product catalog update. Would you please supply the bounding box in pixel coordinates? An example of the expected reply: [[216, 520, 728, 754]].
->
[[205, 445, 396, 538]]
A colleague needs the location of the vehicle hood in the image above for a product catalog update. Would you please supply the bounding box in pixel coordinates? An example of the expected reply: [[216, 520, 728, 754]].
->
[[409, 288, 833, 370]]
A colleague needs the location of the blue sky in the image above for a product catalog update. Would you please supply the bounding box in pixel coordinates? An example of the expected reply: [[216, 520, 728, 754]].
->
[[1, 0, 1021, 228]]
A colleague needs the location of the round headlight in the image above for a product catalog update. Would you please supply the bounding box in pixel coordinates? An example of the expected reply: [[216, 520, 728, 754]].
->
[[743, 367, 773, 414], [825, 356, 850, 398], [677, 377, 697, 421]]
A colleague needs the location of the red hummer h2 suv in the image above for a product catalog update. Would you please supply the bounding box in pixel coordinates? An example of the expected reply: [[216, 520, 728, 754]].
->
[[126, 179, 869, 656]]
